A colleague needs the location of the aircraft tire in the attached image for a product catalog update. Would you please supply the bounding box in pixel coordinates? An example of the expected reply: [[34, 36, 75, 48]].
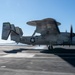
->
[[48, 45, 53, 50]]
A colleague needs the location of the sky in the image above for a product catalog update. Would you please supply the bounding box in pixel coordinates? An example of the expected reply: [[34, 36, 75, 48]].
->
[[0, 0, 75, 43]]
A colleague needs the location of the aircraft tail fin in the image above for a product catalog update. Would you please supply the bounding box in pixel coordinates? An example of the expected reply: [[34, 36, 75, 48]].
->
[[2, 22, 23, 43], [11, 27, 23, 43], [2, 22, 11, 40]]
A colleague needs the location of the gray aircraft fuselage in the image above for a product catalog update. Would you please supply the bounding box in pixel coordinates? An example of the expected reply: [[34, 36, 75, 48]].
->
[[19, 32, 75, 45]]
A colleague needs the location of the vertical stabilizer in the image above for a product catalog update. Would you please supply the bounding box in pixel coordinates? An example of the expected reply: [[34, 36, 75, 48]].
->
[[2, 22, 11, 40], [2, 22, 23, 43], [11, 27, 23, 42]]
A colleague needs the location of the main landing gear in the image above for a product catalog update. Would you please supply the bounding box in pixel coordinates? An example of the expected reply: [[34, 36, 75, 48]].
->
[[48, 45, 53, 50]]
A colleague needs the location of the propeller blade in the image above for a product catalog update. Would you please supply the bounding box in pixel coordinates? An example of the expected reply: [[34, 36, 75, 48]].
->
[[70, 25, 73, 42]]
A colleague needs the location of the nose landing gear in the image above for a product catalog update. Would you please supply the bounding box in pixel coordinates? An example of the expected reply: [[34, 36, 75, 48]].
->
[[48, 45, 53, 50]]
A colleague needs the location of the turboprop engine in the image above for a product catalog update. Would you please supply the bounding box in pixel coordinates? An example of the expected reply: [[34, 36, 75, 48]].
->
[[2, 22, 23, 43]]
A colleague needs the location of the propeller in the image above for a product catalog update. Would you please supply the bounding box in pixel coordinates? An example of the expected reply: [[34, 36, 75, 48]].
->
[[70, 25, 73, 42], [70, 25, 75, 42]]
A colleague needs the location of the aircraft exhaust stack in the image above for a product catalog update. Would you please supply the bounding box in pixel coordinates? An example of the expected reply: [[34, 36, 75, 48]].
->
[[2, 22, 23, 43]]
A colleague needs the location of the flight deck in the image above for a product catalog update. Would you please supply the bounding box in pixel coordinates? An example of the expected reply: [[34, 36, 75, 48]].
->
[[0, 45, 75, 75]]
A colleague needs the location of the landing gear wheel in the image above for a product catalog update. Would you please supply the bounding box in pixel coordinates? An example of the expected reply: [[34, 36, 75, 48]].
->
[[48, 45, 53, 50], [51, 45, 53, 49]]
